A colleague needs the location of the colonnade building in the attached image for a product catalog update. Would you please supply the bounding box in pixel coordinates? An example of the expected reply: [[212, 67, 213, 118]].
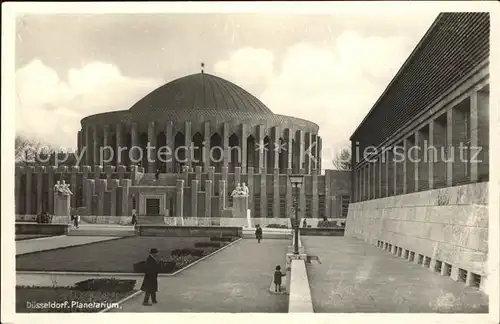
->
[[15, 72, 351, 222], [346, 12, 490, 292]]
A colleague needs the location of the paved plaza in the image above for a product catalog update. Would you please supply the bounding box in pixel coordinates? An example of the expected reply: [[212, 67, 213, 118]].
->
[[114, 238, 290, 313], [303, 236, 489, 313]]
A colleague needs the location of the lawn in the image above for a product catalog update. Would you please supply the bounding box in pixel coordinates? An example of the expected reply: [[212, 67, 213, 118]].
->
[[16, 236, 234, 272]]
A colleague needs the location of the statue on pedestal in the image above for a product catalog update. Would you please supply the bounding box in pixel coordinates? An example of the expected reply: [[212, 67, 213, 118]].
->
[[231, 183, 249, 197], [54, 180, 73, 196]]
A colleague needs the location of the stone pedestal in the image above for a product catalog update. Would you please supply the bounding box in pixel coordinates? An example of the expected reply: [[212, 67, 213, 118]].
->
[[232, 196, 248, 218], [54, 194, 71, 223]]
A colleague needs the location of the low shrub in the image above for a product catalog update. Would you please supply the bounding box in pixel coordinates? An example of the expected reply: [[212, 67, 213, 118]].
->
[[209, 236, 233, 242], [133, 260, 176, 273], [194, 242, 221, 248], [74, 278, 136, 293], [171, 248, 204, 257], [266, 224, 288, 228], [317, 220, 340, 228]]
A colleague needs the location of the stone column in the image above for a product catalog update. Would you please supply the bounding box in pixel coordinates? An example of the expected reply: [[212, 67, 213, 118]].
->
[[36, 167, 43, 214], [257, 125, 265, 173], [446, 109, 454, 187], [304, 132, 310, 174], [130, 123, 139, 165], [117, 165, 125, 180], [367, 163, 371, 200], [176, 179, 184, 217], [207, 166, 215, 194], [148, 121, 156, 173], [248, 167, 254, 216], [402, 139, 408, 194], [286, 129, 293, 170], [273, 169, 280, 218], [25, 166, 33, 215], [299, 175, 306, 219], [219, 180, 227, 216], [120, 179, 131, 216], [97, 179, 107, 216], [241, 124, 248, 174], [70, 166, 78, 208], [222, 123, 229, 168], [428, 121, 435, 189], [260, 171, 267, 218], [191, 180, 199, 217], [109, 179, 119, 216], [312, 169, 319, 218], [203, 121, 211, 172], [235, 167, 241, 187], [195, 166, 202, 182], [165, 121, 174, 173], [324, 170, 331, 217], [318, 136, 322, 172], [205, 180, 212, 217], [85, 126, 92, 165], [81, 128, 87, 165], [414, 131, 420, 191], [273, 126, 280, 170], [221, 166, 228, 193], [298, 130, 305, 174], [93, 126, 100, 166], [102, 125, 110, 166], [86, 179, 95, 214], [115, 123, 122, 166], [185, 121, 192, 169]]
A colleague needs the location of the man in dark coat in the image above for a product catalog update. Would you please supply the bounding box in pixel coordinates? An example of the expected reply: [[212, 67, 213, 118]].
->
[[141, 248, 160, 306], [255, 224, 263, 243]]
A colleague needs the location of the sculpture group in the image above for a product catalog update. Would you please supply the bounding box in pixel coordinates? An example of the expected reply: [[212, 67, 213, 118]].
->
[[53, 180, 73, 196], [231, 183, 249, 197]]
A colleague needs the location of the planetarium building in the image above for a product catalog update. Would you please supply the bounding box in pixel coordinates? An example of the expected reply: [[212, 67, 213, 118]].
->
[[15, 72, 351, 224]]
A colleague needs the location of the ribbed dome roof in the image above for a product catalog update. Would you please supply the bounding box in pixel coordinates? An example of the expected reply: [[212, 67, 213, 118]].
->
[[129, 73, 274, 114]]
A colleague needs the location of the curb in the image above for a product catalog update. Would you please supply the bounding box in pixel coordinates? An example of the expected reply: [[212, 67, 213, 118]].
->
[[101, 290, 143, 313], [15, 234, 66, 242], [99, 237, 243, 312]]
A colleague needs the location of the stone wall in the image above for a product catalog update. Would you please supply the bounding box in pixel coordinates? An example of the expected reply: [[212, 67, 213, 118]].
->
[[345, 182, 488, 290], [15, 223, 69, 235], [135, 225, 242, 237]]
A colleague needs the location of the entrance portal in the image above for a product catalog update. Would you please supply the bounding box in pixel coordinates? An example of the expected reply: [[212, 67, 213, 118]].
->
[[146, 198, 160, 216]]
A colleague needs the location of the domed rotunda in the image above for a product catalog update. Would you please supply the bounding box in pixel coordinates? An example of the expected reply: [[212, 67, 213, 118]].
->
[[78, 72, 322, 174]]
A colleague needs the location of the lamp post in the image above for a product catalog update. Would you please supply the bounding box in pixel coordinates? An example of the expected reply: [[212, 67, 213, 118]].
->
[[289, 175, 304, 255]]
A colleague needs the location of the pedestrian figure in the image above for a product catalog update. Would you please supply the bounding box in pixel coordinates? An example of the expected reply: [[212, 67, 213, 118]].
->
[[132, 213, 137, 227], [141, 248, 160, 306], [302, 219, 307, 228], [255, 224, 263, 243], [155, 168, 160, 180], [274, 265, 286, 293], [74, 214, 80, 228]]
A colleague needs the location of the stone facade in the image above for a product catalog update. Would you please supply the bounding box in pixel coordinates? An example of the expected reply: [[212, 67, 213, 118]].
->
[[346, 13, 490, 293], [15, 164, 350, 219]]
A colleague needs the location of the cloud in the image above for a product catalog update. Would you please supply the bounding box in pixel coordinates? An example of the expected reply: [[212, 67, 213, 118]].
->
[[15, 60, 162, 149], [213, 30, 417, 169]]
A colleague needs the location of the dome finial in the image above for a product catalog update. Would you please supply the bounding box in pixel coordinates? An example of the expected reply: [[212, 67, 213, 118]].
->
[[201, 62, 205, 74]]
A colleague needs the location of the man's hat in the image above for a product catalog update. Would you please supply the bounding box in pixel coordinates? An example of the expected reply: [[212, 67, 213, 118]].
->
[[150, 248, 159, 254]]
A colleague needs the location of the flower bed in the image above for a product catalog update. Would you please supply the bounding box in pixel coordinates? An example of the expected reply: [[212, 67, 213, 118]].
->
[[209, 236, 234, 242], [171, 248, 205, 257], [317, 220, 342, 228], [74, 278, 136, 293], [266, 224, 288, 229], [194, 242, 222, 248]]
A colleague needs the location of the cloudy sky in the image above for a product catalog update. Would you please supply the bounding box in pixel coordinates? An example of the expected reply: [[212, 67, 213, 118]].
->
[[15, 11, 439, 167]]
